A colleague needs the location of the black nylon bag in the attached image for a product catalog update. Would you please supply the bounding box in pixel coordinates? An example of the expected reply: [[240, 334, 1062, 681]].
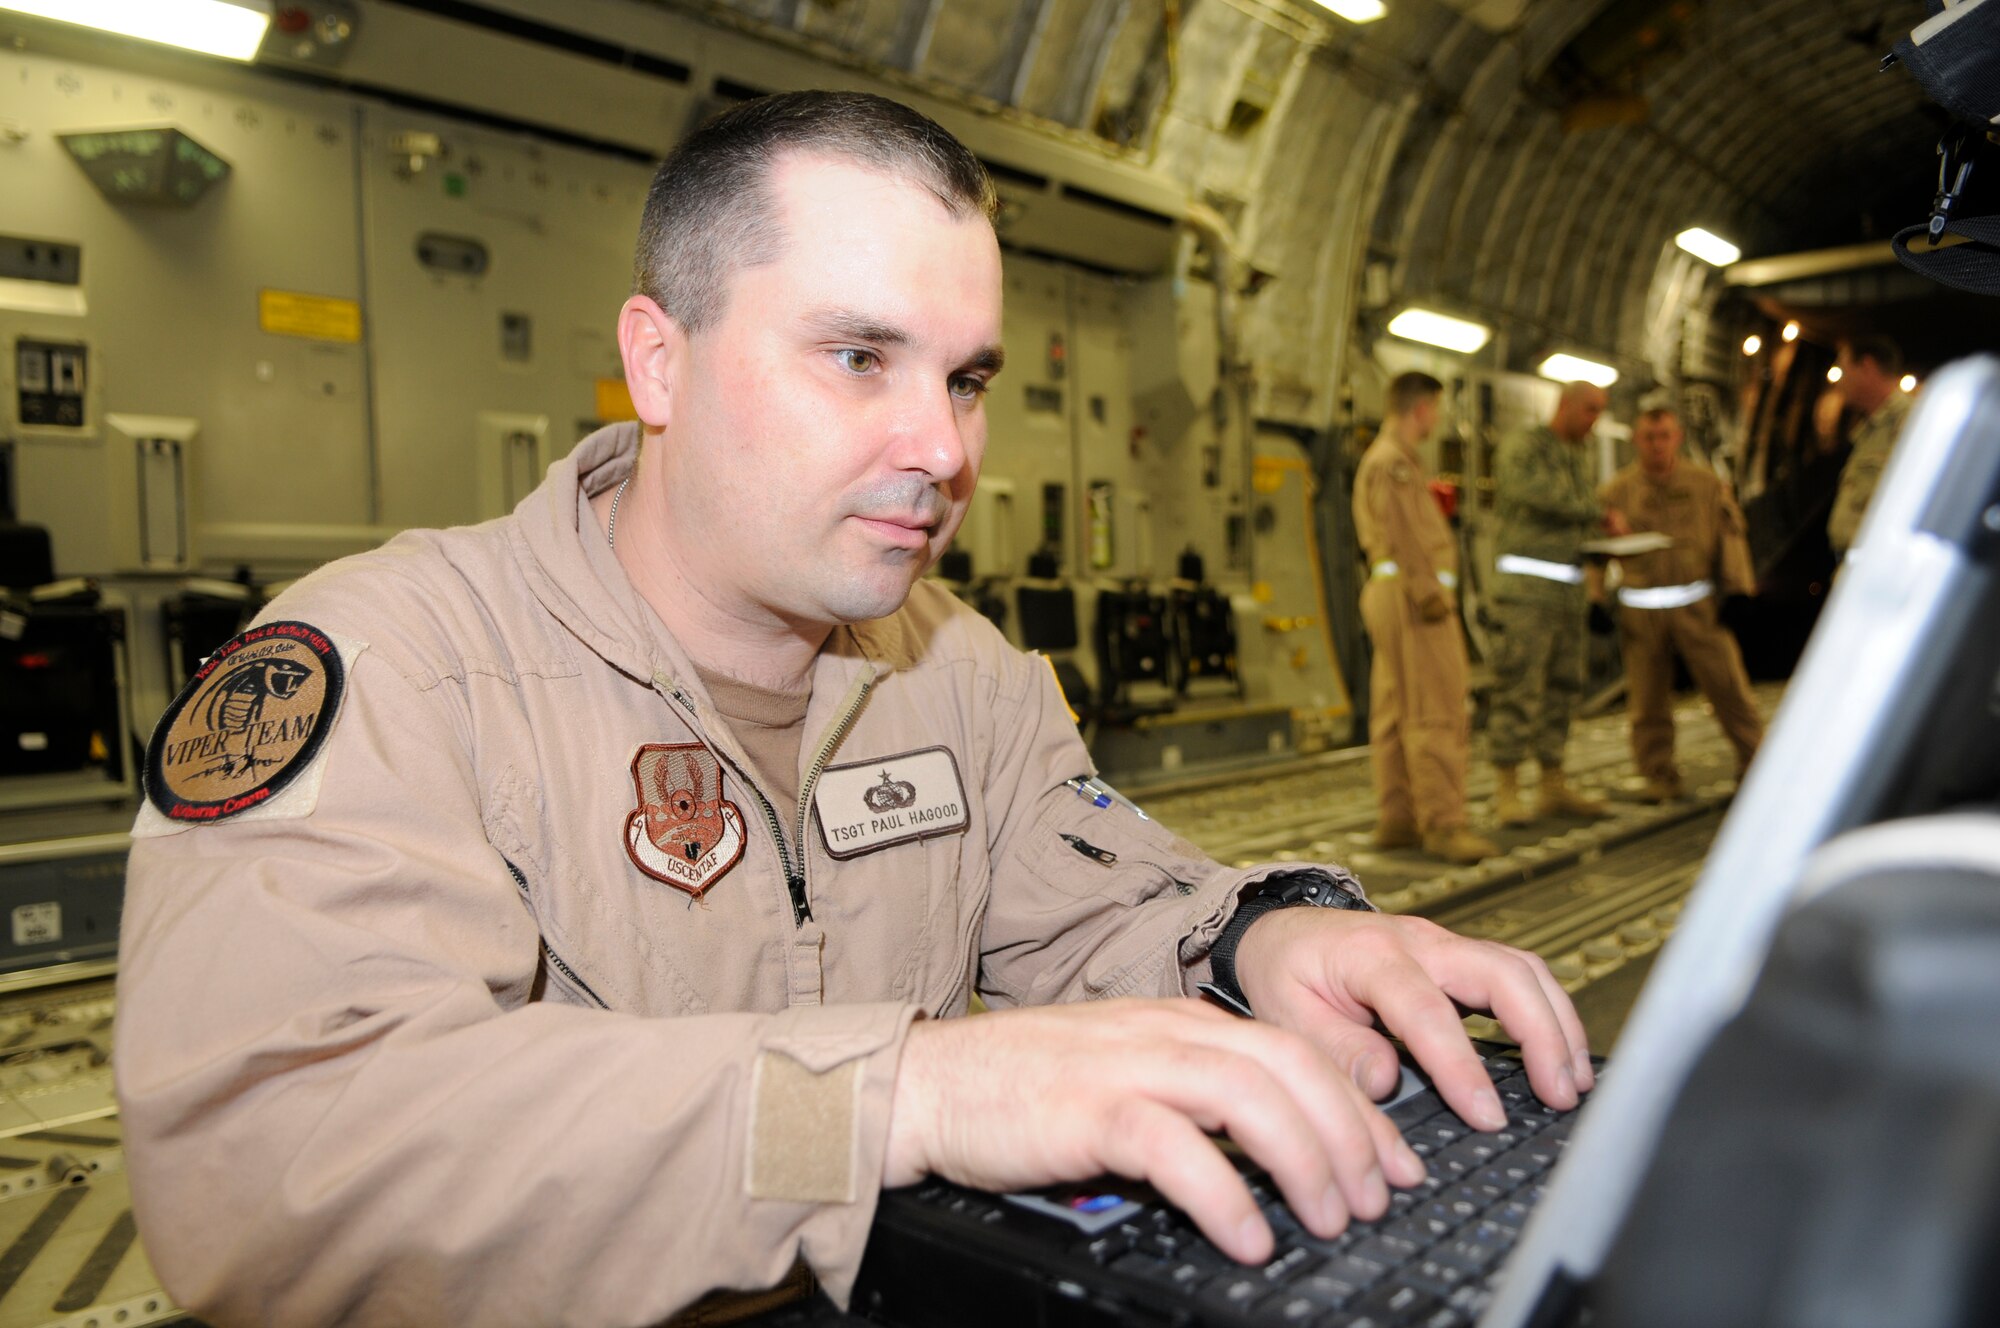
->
[[1890, 1, 2000, 294], [1892, 0, 2000, 124]]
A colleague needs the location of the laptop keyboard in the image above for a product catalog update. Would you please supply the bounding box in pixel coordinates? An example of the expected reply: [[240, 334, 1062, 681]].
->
[[872, 1048, 1586, 1328], [1103, 1050, 1576, 1326]]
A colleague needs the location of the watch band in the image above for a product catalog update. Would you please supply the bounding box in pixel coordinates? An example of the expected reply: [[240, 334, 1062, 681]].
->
[[1205, 868, 1372, 1015]]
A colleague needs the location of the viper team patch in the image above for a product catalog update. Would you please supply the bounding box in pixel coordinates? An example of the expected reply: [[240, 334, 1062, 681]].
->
[[144, 620, 345, 824], [624, 743, 748, 897], [814, 746, 969, 860]]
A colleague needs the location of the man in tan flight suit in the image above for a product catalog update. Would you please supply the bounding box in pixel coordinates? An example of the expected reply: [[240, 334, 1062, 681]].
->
[[114, 92, 1593, 1328], [1487, 382, 1620, 826], [1599, 408, 1763, 801], [1827, 334, 1915, 559], [1354, 372, 1497, 865]]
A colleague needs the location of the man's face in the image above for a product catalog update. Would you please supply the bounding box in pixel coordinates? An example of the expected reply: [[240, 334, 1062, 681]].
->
[[1835, 344, 1883, 409], [658, 154, 1004, 629], [1409, 395, 1440, 442], [1633, 414, 1682, 476], [1835, 344, 1862, 404], [1554, 387, 1608, 442]]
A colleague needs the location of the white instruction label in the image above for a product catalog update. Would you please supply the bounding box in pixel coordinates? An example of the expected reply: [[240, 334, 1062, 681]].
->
[[11, 902, 62, 947]]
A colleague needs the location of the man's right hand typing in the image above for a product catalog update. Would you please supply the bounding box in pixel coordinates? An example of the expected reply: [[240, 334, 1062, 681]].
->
[[881, 999, 1426, 1266]]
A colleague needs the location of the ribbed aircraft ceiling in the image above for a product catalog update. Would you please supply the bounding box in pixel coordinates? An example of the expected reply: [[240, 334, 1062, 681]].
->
[[668, 0, 1967, 403], [685, 0, 1939, 247]]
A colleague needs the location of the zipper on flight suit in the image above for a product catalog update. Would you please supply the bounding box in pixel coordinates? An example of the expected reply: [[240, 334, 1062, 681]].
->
[[663, 674, 874, 928], [505, 860, 610, 1009], [791, 672, 874, 903], [1058, 831, 1198, 895]]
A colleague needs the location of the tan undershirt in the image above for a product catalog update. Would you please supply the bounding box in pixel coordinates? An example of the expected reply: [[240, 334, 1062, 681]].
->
[[692, 662, 812, 817]]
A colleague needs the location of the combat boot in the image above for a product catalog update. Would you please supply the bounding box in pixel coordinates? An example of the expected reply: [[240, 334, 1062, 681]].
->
[[1372, 818, 1421, 850], [1538, 768, 1609, 819], [1424, 826, 1499, 865], [1493, 765, 1533, 827], [1639, 773, 1684, 803]]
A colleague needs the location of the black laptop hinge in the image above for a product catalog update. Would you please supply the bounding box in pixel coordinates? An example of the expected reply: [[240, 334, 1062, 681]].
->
[[1522, 1267, 1593, 1328]]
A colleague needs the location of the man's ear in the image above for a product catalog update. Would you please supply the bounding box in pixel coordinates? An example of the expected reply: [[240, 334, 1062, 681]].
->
[[617, 295, 683, 428]]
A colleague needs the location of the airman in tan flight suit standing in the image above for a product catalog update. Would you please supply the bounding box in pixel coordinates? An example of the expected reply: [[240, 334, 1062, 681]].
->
[[1599, 408, 1763, 801], [1354, 372, 1498, 865]]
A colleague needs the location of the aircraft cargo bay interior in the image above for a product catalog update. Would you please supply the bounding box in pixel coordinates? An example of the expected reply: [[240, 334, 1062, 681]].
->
[[0, 2, 1997, 1326]]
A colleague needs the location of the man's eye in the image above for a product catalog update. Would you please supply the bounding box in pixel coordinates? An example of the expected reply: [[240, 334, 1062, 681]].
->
[[836, 349, 879, 374], [949, 375, 989, 401]]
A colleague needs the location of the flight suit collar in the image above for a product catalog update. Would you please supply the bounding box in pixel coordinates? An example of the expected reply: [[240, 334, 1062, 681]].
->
[[508, 421, 655, 684], [1384, 428, 1423, 466], [509, 421, 892, 759]]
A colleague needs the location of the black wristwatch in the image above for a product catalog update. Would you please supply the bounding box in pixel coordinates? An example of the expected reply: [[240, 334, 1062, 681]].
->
[[1204, 868, 1373, 1016]]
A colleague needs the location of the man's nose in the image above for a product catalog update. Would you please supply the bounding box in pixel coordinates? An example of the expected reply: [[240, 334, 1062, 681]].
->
[[887, 379, 971, 482]]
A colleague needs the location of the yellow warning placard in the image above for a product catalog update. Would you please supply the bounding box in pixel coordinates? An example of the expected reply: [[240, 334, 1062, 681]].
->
[[258, 288, 362, 343], [594, 376, 638, 423]]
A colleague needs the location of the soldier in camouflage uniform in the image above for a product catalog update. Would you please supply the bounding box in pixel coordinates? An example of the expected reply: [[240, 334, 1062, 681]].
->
[[1828, 335, 1915, 559], [1486, 383, 1615, 826]]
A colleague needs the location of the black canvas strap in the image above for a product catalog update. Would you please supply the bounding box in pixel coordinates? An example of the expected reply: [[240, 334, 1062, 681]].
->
[[1883, 1, 2000, 293], [1889, 0, 2000, 126], [1895, 214, 2000, 296]]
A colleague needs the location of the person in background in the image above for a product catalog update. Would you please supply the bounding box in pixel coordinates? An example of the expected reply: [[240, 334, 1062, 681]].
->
[[1827, 334, 1914, 559], [1486, 382, 1621, 827], [1599, 407, 1763, 801], [1353, 371, 1498, 865]]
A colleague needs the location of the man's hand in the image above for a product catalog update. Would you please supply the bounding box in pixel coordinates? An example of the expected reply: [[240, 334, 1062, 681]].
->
[[1584, 563, 1608, 608], [1232, 908, 1593, 1134], [1602, 507, 1632, 537], [1416, 590, 1452, 623], [884, 999, 1428, 1264]]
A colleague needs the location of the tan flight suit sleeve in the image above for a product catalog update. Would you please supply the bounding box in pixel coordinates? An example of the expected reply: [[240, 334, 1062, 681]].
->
[[973, 645, 1318, 1006], [116, 644, 918, 1327], [1365, 460, 1447, 612], [1716, 481, 1757, 597]]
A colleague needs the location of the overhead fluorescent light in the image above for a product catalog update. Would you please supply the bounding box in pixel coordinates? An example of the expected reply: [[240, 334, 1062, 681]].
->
[[1, 0, 272, 61], [1308, 0, 1388, 21], [1538, 353, 1619, 388], [1387, 307, 1491, 354], [1675, 227, 1741, 266]]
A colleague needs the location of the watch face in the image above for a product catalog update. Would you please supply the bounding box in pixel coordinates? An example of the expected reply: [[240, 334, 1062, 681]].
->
[[1294, 871, 1366, 909], [1250, 869, 1369, 912]]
